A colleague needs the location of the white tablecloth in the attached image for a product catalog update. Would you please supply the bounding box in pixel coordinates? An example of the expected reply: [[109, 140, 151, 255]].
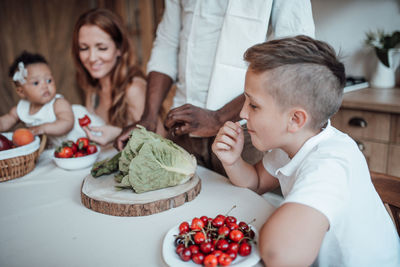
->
[[0, 147, 276, 267]]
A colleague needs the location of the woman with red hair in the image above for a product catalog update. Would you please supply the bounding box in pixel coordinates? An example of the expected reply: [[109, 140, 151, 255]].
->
[[72, 8, 164, 145]]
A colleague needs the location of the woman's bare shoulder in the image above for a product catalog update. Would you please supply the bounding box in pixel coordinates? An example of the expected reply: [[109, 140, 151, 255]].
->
[[126, 76, 147, 101]]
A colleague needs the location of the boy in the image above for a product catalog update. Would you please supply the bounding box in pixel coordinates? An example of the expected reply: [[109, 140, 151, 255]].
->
[[212, 35, 400, 266]]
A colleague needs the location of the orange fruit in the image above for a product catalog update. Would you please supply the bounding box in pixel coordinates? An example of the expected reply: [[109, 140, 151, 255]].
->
[[12, 128, 34, 146]]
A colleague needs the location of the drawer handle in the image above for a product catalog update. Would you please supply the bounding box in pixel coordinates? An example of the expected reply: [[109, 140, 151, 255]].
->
[[356, 140, 365, 151], [348, 117, 367, 128]]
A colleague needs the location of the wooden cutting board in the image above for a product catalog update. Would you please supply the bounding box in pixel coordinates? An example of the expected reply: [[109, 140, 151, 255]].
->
[[81, 173, 201, 217]]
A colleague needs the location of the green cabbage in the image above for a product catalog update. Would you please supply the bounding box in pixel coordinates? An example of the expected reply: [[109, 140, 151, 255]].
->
[[116, 125, 197, 193]]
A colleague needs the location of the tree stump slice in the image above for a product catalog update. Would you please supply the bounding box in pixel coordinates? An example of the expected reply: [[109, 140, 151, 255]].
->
[[81, 173, 201, 217]]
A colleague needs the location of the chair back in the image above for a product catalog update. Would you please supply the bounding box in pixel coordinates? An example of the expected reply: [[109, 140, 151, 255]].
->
[[370, 171, 400, 236]]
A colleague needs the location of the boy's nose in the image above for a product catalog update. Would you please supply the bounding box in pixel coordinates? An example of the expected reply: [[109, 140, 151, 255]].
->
[[239, 105, 248, 120]]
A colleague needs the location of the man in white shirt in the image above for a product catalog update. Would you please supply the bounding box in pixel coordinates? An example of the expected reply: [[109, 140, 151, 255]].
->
[[116, 0, 315, 174]]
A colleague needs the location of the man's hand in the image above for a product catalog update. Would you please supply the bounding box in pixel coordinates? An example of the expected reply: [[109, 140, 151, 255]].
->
[[114, 118, 158, 151], [212, 121, 244, 166], [164, 104, 222, 137]]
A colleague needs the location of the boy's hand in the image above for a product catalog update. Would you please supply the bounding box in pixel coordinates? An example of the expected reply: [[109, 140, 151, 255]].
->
[[212, 121, 244, 166], [29, 125, 45, 135]]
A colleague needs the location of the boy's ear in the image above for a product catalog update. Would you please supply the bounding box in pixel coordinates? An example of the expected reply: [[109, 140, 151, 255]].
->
[[287, 108, 308, 133], [15, 86, 26, 99]]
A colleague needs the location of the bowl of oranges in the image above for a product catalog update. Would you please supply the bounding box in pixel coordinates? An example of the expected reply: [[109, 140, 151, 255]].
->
[[0, 129, 46, 181], [52, 137, 100, 170]]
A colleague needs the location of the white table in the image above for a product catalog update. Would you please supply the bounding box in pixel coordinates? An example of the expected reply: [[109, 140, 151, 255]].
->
[[0, 147, 276, 267]]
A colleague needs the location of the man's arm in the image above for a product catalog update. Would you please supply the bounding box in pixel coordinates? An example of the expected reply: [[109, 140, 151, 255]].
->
[[164, 94, 245, 137]]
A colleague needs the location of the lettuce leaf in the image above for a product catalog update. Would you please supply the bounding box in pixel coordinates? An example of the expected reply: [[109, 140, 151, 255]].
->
[[115, 125, 197, 193]]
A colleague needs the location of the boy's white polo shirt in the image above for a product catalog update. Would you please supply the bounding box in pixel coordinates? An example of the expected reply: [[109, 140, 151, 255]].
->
[[262, 121, 400, 266]]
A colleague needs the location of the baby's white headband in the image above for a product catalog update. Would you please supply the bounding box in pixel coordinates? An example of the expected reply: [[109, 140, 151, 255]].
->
[[13, 62, 28, 84]]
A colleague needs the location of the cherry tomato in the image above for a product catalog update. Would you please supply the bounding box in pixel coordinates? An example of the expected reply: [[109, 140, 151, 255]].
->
[[78, 115, 91, 127], [238, 242, 252, 257], [218, 226, 230, 237], [203, 254, 218, 267], [86, 144, 98, 155], [194, 232, 205, 244], [216, 239, 229, 251], [200, 241, 213, 254], [180, 248, 192, 261], [225, 216, 237, 224], [226, 249, 237, 260], [229, 229, 244, 242], [191, 217, 204, 230], [218, 253, 233, 266], [54, 146, 73, 158], [76, 137, 90, 150], [192, 252, 205, 264], [176, 244, 185, 255], [179, 222, 190, 234]]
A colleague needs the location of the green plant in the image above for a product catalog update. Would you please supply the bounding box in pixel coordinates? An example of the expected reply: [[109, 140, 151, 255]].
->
[[365, 30, 400, 67]]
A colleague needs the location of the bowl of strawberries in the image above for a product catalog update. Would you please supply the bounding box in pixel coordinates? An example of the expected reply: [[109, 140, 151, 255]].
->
[[53, 137, 100, 170]]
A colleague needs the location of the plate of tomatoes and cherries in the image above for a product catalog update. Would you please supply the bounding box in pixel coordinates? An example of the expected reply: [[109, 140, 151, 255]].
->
[[53, 137, 100, 170], [162, 213, 260, 267]]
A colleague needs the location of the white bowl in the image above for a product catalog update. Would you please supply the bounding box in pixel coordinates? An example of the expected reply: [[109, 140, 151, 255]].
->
[[53, 146, 101, 170]]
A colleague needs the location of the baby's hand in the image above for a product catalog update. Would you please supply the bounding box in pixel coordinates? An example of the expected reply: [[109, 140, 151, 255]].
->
[[212, 121, 244, 166], [29, 125, 45, 136]]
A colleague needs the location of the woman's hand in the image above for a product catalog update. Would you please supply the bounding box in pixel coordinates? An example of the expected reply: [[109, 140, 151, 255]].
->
[[212, 121, 244, 166], [83, 124, 122, 146]]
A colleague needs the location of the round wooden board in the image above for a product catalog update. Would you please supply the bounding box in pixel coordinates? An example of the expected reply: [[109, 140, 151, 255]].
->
[[81, 173, 201, 217]]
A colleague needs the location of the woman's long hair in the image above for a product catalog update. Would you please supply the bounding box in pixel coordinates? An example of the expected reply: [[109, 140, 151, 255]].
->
[[72, 8, 144, 127]]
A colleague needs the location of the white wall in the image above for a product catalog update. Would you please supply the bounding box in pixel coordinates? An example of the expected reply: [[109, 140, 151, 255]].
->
[[312, 0, 400, 81]]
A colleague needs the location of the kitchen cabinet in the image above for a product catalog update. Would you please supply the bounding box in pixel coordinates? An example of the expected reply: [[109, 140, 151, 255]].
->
[[331, 87, 400, 178]]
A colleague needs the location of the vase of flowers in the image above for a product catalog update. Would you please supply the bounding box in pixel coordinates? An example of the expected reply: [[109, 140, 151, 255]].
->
[[365, 30, 400, 88]]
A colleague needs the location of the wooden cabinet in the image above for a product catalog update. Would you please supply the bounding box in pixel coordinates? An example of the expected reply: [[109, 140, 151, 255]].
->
[[331, 88, 400, 178]]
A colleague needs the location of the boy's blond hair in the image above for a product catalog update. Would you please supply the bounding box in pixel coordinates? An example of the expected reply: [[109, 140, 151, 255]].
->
[[244, 35, 346, 130]]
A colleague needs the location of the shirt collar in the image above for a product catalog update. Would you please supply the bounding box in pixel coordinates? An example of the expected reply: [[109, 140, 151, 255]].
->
[[276, 120, 334, 177]]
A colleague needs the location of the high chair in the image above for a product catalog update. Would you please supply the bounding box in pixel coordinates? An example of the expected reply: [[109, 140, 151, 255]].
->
[[370, 171, 400, 236]]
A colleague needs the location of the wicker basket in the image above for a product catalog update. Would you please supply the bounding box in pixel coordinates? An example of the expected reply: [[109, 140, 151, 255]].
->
[[0, 135, 46, 182]]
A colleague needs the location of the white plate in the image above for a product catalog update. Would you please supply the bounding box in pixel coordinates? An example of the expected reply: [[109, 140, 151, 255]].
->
[[52, 146, 100, 170], [162, 223, 260, 267]]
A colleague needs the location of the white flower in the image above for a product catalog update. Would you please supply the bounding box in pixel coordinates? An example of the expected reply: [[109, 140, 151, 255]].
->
[[12, 62, 28, 84]]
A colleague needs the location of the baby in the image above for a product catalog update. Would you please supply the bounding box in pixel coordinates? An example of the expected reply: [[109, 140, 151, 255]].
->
[[0, 51, 103, 147]]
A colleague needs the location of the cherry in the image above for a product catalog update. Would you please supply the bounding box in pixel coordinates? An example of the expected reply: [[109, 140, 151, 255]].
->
[[226, 222, 239, 231], [200, 215, 209, 225], [192, 252, 205, 264], [226, 249, 237, 260], [218, 253, 233, 266], [176, 244, 185, 255], [189, 244, 200, 255], [225, 215, 237, 224], [200, 241, 213, 254], [238, 221, 249, 231], [179, 221, 190, 234], [212, 217, 225, 228], [216, 239, 229, 251], [228, 242, 239, 252], [218, 226, 230, 237], [203, 254, 218, 267], [239, 242, 252, 257], [180, 248, 192, 261], [194, 232, 206, 244], [229, 229, 244, 242], [191, 217, 204, 230]]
